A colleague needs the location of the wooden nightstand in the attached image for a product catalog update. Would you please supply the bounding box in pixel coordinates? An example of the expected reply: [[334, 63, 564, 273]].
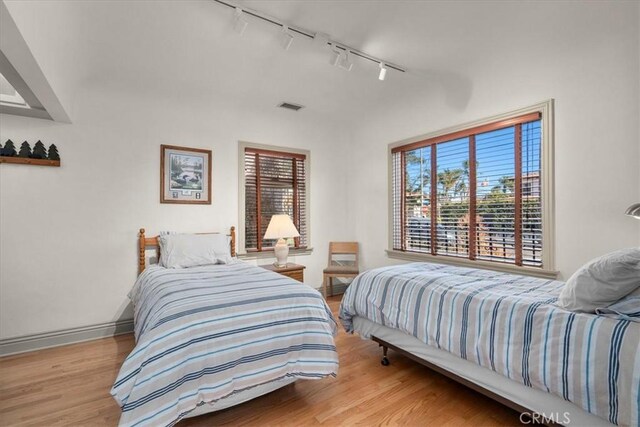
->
[[260, 263, 305, 282]]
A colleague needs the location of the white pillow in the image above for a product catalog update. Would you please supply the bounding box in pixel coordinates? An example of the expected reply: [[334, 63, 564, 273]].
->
[[557, 247, 640, 313], [159, 234, 218, 268], [210, 234, 233, 264]]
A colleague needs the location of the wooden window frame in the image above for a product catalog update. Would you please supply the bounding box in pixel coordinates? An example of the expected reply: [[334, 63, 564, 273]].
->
[[387, 100, 557, 279], [238, 141, 312, 257]]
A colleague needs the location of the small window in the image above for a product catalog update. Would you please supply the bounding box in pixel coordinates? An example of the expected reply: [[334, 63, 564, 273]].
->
[[390, 102, 554, 272], [241, 144, 309, 252]]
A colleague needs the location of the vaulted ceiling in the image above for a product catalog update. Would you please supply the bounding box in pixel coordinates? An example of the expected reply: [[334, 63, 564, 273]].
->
[[2, 0, 637, 129]]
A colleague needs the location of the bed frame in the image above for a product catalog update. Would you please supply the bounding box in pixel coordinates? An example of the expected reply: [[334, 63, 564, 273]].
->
[[372, 335, 587, 426], [138, 227, 236, 274]]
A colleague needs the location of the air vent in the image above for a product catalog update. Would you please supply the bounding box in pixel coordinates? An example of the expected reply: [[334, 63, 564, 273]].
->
[[278, 102, 304, 111]]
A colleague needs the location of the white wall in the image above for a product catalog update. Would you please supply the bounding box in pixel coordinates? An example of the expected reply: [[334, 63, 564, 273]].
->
[[347, 3, 640, 279], [0, 88, 350, 339], [2, 0, 639, 342]]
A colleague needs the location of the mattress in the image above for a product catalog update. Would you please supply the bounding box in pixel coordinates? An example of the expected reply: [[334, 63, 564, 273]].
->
[[339, 262, 640, 426], [112, 261, 339, 427]]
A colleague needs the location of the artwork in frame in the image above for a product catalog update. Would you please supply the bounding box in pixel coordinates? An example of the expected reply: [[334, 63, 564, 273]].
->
[[160, 145, 212, 204]]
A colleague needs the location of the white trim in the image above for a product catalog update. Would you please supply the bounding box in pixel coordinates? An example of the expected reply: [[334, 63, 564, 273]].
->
[[0, 1, 71, 123], [386, 250, 558, 279], [237, 141, 311, 255], [0, 319, 134, 356], [387, 100, 556, 273]]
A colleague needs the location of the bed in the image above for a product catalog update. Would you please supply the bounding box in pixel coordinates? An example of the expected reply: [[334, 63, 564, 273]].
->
[[339, 262, 640, 426], [111, 228, 339, 427]]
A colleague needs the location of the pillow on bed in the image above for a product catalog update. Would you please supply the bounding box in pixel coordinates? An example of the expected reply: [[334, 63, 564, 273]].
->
[[557, 247, 640, 312], [595, 287, 640, 322], [159, 233, 233, 268], [158, 234, 217, 268], [210, 234, 233, 264]]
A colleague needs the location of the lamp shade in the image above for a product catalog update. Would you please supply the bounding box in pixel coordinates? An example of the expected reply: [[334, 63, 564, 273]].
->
[[625, 203, 640, 219], [264, 214, 300, 239]]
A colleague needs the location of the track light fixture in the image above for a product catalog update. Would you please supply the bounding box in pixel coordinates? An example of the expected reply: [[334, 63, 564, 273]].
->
[[338, 50, 353, 71], [280, 26, 294, 51], [233, 8, 248, 36], [215, 0, 406, 78], [378, 63, 387, 81], [313, 32, 329, 48], [329, 45, 341, 66]]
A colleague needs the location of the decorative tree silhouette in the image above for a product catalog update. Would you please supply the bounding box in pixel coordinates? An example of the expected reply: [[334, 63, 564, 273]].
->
[[32, 141, 48, 159], [48, 144, 60, 161], [1, 140, 17, 156], [18, 141, 32, 158]]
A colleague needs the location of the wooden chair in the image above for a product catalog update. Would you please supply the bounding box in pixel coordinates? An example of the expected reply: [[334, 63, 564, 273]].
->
[[322, 242, 359, 297]]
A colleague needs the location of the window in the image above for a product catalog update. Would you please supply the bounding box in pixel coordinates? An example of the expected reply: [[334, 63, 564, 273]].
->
[[242, 144, 309, 252], [390, 102, 554, 274]]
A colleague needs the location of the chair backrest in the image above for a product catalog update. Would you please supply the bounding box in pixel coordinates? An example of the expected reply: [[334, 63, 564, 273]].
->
[[328, 242, 359, 268]]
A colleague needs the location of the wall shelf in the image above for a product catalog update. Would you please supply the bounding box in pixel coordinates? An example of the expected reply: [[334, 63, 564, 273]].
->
[[0, 157, 60, 167]]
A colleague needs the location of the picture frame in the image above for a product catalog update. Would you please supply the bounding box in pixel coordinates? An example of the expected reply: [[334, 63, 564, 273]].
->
[[160, 144, 212, 204]]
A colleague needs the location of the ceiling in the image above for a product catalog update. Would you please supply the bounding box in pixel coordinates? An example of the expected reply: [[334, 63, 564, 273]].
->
[[2, 0, 636, 128]]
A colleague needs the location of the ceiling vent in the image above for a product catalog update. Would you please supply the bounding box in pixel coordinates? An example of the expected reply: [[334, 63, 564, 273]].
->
[[278, 102, 304, 111]]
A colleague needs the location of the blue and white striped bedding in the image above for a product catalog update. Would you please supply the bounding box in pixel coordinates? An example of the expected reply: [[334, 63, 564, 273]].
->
[[112, 262, 338, 427], [339, 262, 640, 426]]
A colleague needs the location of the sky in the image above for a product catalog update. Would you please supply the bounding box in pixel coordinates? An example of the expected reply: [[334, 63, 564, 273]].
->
[[404, 119, 541, 201]]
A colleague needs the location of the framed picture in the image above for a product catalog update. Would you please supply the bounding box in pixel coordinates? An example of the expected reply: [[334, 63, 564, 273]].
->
[[160, 145, 212, 204]]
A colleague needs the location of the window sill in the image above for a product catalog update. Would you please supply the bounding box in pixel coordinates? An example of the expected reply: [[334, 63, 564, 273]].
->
[[386, 249, 559, 280], [238, 247, 314, 260]]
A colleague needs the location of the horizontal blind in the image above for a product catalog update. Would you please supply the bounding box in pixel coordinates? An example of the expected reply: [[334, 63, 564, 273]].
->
[[475, 127, 516, 264], [436, 137, 469, 258], [402, 147, 432, 253], [391, 115, 543, 269], [245, 149, 307, 251], [521, 120, 542, 267]]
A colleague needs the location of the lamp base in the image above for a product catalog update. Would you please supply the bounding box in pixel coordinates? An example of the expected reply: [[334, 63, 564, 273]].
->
[[273, 238, 289, 267]]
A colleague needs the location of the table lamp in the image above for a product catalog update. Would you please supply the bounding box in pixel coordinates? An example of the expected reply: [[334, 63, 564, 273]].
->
[[264, 214, 300, 267]]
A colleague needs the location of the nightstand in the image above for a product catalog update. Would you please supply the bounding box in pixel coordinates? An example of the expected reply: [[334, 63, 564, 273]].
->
[[260, 263, 305, 282]]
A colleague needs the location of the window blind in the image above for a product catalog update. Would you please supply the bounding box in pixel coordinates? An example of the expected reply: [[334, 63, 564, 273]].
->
[[244, 148, 307, 251], [392, 112, 543, 268]]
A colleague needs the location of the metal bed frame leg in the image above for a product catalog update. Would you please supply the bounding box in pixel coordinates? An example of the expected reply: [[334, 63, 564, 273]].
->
[[381, 345, 390, 366]]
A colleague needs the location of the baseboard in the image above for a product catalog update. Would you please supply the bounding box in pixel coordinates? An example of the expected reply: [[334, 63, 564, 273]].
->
[[0, 318, 134, 357], [0, 281, 346, 357]]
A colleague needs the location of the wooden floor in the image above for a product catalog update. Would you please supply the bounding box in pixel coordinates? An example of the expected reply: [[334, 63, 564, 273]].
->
[[1, 297, 521, 426]]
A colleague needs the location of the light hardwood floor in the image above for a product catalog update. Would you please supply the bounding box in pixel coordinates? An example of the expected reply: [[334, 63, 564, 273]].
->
[[0, 297, 521, 426]]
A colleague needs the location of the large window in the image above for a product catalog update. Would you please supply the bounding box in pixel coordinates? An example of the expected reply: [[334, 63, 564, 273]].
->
[[390, 103, 554, 274], [242, 145, 308, 252]]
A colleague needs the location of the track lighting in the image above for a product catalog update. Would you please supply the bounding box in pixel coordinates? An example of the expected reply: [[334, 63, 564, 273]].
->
[[338, 50, 353, 71], [215, 0, 406, 76], [313, 32, 329, 48], [378, 63, 387, 81], [329, 45, 341, 66], [280, 26, 293, 51], [233, 8, 248, 36]]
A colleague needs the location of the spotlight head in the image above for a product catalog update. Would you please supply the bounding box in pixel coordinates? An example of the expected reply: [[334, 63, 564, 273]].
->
[[233, 8, 248, 36], [378, 63, 387, 81], [280, 26, 293, 51], [329, 45, 341, 66], [313, 32, 330, 48], [338, 50, 353, 71]]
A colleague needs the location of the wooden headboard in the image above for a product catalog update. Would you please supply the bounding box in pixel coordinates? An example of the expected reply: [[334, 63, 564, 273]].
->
[[138, 226, 236, 274]]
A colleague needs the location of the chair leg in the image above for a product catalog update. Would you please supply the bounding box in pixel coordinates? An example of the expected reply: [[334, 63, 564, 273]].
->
[[329, 277, 334, 297]]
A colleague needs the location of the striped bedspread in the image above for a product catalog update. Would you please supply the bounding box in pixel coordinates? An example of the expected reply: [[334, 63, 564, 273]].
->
[[339, 263, 640, 426], [112, 262, 338, 427]]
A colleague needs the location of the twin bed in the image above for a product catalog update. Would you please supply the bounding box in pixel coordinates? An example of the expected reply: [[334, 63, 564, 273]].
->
[[111, 228, 339, 426], [112, 228, 638, 426], [339, 262, 639, 427]]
